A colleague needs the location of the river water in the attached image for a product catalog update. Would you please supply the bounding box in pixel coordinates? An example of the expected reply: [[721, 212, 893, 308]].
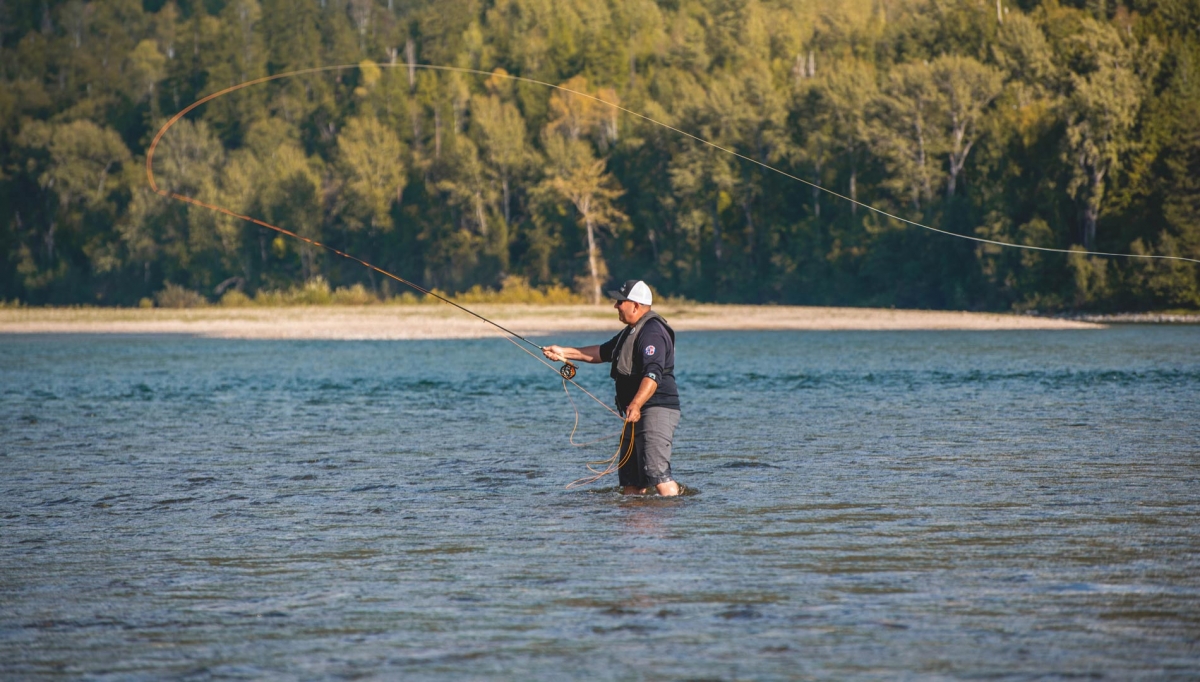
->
[[2, 327, 1198, 679]]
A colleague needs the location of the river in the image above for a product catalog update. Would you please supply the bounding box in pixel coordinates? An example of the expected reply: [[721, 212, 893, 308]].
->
[[2, 327, 1197, 679]]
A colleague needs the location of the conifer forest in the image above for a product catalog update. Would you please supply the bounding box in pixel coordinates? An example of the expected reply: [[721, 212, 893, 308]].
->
[[3, 0, 1199, 311]]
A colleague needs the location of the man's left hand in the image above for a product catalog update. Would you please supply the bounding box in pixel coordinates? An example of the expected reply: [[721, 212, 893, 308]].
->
[[625, 404, 642, 423]]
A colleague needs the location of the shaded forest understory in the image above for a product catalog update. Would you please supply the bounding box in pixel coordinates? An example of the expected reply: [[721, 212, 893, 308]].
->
[[3, 0, 1199, 310]]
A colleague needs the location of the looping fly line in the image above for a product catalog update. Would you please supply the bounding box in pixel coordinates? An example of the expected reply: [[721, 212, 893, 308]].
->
[[148, 62, 1199, 268], [146, 63, 649, 486], [146, 63, 1197, 486]]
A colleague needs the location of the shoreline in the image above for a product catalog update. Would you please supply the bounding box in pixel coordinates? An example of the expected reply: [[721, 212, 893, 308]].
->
[[1047, 312, 1200, 324], [0, 304, 1106, 339]]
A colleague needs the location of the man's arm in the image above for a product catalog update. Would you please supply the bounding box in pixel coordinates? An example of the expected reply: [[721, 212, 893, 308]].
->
[[542, 345, 604, 364], [623, 377, 658, 423]]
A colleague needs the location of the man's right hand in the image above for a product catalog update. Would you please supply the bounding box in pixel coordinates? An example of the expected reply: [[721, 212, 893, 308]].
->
[[543, 345, 566, 362]]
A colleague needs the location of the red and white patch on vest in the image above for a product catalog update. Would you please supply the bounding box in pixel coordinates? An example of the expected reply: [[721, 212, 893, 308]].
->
[[644, 345, 656, 356]]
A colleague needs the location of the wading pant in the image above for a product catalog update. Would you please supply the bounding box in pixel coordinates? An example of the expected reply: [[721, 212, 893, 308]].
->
[[618, 406, 681, 488]]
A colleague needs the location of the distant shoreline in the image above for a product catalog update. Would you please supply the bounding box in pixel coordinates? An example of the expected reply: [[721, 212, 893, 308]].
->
[[1041, 312, 1200, 325], [0, 304, 1109, 339]]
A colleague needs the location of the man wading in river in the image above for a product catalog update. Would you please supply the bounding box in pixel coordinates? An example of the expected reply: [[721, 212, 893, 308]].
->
[[543, 280, 682, 496]]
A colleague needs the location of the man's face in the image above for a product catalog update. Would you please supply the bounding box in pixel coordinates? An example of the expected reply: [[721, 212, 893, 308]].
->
[[614, 299, 638, 324]]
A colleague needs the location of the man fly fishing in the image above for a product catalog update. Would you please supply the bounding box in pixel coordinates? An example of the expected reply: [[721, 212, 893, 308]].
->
[[542, 280, 682, 496]]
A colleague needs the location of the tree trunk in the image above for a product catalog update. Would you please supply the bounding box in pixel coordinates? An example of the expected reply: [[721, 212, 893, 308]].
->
[[849, 165, 857, 217], [502, 175, 511, 225], [1082, 204, 1098, 250], [812, 158, 822, 218], [406, 40, 421, 156], [475, 191, 487, 236], [586, 213, 600, 304], [434, 108, 441, 159], [95, 161, 112, 203], [410, 105, 422, 155], [1083, 167, 1106, 250], [742, 196, 757, 268], [305, 246, 316, 281], [405, 39, 416, 88], [947, 121, 971, 199], [45, 222, 55, 261], [915, 116, 930, 206], [628, 29, 636, 89], [711, 195, 723, 263]]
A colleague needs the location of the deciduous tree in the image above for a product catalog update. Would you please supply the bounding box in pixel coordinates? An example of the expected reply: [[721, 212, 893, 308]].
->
[[539, 134, 625, 303], [335, 115, 407, 232]]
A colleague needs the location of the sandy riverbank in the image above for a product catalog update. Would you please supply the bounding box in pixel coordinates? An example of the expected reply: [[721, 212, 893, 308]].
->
[[0, 304, 1101, 339]]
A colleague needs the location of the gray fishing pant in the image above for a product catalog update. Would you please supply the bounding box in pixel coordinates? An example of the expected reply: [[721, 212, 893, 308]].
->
[[618, 406, 681, 488]]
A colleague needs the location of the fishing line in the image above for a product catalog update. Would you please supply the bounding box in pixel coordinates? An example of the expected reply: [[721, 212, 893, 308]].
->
[[566, 420, 637, 490], [147, 62, 1200, 269], [146, 64, 643, 486], [155, 61, 1190, 489]]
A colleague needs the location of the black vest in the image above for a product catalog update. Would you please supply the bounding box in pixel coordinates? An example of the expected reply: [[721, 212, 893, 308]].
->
[[611, 311, 675, 379]]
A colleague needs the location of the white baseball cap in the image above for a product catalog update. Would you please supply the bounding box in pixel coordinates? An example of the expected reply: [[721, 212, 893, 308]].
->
[[607, 279, 653, 305]]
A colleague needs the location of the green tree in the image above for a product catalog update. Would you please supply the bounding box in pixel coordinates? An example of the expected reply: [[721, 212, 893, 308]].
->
[[123, 118, 227, 293], [202, 0, 268, 142], [539, 134, 625, 304], [218, 118, 324, 286], [334, 114, 407, 232], [813, 59, 877, 216], [16, 119, 131, 295], [435, 136, 496, 240], [125, 38, 167, 115], [1058, 18, 1144, 250], [1, 0, 1197, 311], [930, 54, 1003, 199], [992, 11, 1057, 97], [470, 87, 536, 225], [870, 60, 942, 210], [545, 74, 608, 143]]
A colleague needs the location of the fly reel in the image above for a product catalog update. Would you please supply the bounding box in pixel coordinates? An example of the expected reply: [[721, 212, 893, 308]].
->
[[559, 362, 577, 380]]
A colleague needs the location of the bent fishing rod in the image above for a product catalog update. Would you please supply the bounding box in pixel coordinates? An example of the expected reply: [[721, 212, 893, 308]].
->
[[150, 61, 1200, 400], [145, 62, 1199, 489], [145, 95, 584, 382], [161, 195, 578, 383]]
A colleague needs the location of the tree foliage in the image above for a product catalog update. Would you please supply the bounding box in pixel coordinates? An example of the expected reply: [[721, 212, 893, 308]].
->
[[1, 0, 1197, 311]]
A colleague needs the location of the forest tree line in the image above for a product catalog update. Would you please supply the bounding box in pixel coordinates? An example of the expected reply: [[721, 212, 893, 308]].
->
[[2, 0, 1199, 310]]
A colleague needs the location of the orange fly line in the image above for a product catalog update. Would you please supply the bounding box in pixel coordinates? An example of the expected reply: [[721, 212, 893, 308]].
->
[[153, 62, 1192, 489], [145, 65, 651, 488]]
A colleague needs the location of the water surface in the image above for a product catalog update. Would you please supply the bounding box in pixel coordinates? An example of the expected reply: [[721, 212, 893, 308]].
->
[[2, 328, 1198, 679]]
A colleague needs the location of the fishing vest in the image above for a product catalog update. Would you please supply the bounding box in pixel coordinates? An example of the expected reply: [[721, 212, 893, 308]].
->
[[612, 311, 675, 378]]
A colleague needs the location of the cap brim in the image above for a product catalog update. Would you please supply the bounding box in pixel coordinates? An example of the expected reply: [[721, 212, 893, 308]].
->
[[606, 290, 628, 301]]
